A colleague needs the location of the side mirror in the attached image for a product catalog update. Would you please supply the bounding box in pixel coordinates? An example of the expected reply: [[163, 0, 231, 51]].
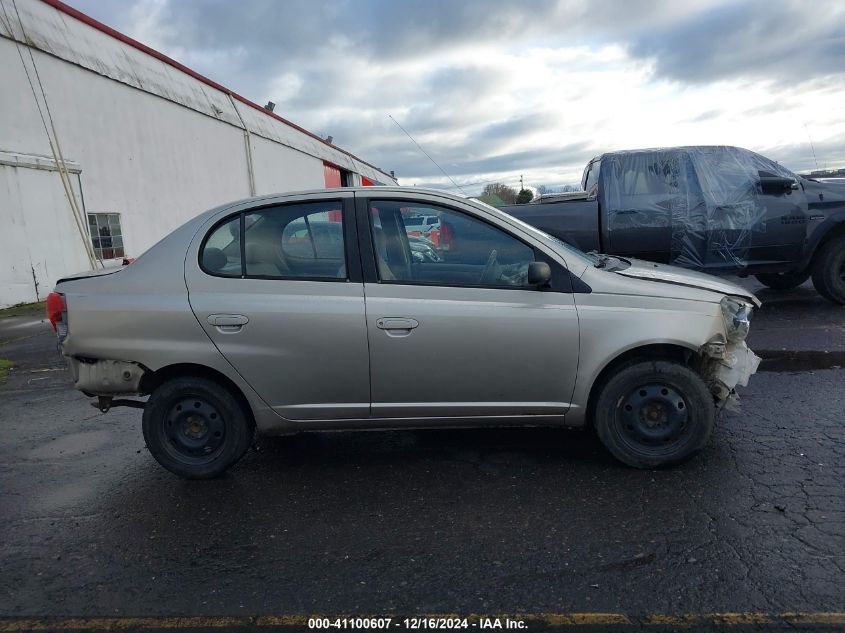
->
[[528, 261, 552, 287], [759, 175, 798, 195]]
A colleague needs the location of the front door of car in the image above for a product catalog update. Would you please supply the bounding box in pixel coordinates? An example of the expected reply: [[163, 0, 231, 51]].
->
[[357, 196, 580, 420], [748, 157, 807, 265], [185, 193, 370, 420], [693, 148, 807, 269]]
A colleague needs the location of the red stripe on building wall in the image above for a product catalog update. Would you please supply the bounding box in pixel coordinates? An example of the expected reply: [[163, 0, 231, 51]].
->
[[324, 163, 342, 188]]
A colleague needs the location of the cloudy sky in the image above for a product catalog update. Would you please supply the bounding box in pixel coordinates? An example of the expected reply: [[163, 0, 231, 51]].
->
[[69, 0, 845, 193]]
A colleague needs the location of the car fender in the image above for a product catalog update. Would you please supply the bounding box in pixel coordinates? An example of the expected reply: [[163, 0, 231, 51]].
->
[[566, 296, 725, 426], [805, 207, 845, 266]]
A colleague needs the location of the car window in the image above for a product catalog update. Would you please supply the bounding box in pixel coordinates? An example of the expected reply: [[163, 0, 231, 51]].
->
[[245, 203, 346, 279], [369, 201, 535, 287], [200, 217, 242, 277], [201, 201, 347, 279], [584, 160, 601, 197], [694, 149, 756, 202], [747, 151, 798, 180], [618, 155, 684, 195], [282, 215, 344, 259], [467, 197, 599, 267]]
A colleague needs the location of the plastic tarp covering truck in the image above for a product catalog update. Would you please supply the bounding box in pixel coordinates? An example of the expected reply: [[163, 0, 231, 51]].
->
[[600, 146, 798, 269], [504, 144, 845, 303]]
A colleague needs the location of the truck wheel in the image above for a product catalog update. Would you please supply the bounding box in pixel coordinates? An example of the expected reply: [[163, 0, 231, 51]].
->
[[593, 360, 714, 469], [142, 376, 254, 479], [811, 236, 845, 304], [754, 271, 809, 290]]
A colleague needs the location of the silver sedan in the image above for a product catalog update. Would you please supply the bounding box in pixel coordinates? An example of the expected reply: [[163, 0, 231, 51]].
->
[[48, 188, 760, 478]]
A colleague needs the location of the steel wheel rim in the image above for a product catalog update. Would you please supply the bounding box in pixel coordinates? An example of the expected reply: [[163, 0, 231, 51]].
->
[[160, 396, 226, 465], [615, 383, 691, 456]]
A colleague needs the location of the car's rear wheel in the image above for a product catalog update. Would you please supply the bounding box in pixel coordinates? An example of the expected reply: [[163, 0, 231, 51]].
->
[[142, 376, 254, 479], [593, 360, 714, 469], [811, 235, 845, 304], [754, 270, 809, 290]]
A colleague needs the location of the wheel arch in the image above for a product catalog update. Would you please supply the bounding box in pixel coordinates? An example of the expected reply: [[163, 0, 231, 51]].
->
[[807, 214, 845, 266], [811, 221, 845, 263], [140, 362, 256, 427], [584, 343, 699, 428]]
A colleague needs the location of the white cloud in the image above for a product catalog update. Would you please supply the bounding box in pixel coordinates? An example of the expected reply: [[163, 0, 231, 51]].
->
[[68, 0, 845, 192]]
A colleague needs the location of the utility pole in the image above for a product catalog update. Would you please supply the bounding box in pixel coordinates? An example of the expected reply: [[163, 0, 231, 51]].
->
[[520, 174, 524, 191]]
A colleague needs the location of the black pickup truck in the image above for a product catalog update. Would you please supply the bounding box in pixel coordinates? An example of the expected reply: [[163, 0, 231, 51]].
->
[[503, 146, 845, 303]]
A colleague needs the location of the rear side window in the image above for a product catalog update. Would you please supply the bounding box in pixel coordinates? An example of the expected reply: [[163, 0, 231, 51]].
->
[[247, 204, 345, 278], [201, 217, 241, 277], [200, 201, 347, 280], [584, 160, 601, 197]]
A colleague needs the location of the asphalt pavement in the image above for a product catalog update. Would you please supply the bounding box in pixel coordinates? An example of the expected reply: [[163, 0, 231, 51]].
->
[[0, 282, 843, 632]]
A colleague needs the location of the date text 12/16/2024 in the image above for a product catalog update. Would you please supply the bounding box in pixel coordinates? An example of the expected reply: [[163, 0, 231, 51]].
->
[[308, 617, 528, 630]]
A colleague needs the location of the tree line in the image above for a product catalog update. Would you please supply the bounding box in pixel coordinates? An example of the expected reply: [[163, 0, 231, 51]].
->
[[478, 183, 533, 206]]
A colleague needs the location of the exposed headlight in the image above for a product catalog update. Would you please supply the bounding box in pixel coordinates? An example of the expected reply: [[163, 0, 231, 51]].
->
[[720, 296, 753, 343]]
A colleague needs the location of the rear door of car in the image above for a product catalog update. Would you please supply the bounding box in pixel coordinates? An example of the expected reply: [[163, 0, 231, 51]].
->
[[356, 192, 580, 420], [185, 192, 370, 420], [600, 151, 680, 263]]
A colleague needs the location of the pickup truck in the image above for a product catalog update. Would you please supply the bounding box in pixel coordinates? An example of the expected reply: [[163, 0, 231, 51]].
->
[[503, 146, 845, 303]]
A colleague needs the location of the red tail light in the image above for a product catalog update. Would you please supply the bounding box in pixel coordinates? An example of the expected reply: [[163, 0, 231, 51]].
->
[[46, 292, 66, 332]]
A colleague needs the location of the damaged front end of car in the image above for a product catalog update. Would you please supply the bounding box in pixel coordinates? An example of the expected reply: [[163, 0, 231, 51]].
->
[[700, 296, 762, 411]]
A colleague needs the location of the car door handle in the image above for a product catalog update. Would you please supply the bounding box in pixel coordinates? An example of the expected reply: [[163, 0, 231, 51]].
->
[[207, 314, 249, 332], [376, 317, 419, 332]]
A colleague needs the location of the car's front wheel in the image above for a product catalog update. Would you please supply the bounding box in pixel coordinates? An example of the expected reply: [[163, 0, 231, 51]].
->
[[593, 360, 714, 469], [142, 376, 254, 479]]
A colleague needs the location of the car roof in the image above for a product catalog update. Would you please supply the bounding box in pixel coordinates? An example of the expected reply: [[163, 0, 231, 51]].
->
[[188, 187, 473, 229], [220, 187, 468, 212], [599, 145, 745, 159]]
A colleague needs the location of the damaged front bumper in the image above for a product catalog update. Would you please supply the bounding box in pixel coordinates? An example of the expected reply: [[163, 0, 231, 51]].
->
[[701, 339, 762, 411]]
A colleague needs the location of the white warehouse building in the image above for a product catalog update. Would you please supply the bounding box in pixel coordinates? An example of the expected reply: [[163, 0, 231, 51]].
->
[[0, 0, 396, 308]]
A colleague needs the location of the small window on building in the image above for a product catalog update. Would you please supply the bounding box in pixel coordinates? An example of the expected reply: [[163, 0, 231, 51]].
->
[[87, 213, 125, 260]]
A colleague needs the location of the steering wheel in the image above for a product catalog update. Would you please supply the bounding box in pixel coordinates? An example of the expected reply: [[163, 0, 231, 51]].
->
[[479, 249, 499, 285]]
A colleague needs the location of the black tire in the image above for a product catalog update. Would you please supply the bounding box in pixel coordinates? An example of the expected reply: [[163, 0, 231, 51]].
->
[[593, 360, 714, 469], [811, 236, 845, 304], [142, 376, 254, 479], [754, 271, 809, 290]]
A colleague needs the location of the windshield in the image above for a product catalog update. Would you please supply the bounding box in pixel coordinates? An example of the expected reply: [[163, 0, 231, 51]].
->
[[468, 197, 599, 266]]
